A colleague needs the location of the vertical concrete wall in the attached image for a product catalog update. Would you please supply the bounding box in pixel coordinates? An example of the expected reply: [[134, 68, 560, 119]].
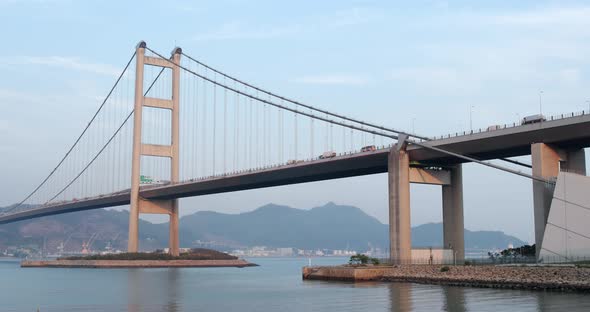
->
[[563, 149, 587, 175], [531, 143, 560, 258], [531, 143, 586, 259], [388, 145, 411, 263], [442, 165, 465, 263], [539, 172, 590, 261]]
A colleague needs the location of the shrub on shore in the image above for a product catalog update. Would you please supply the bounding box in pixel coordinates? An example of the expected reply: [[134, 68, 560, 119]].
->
[[58, 248, 237, 261], [349, 253, 380, 266]]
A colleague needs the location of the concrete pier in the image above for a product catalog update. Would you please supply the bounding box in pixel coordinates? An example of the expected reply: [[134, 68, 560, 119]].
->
[[531, 143, 586, 258], [388, 143, 411, 263], [442, 165, 465, 263]]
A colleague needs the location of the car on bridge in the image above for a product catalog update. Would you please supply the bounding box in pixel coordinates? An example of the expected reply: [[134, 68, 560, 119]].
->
[[522, 114, 546, 125], [286, 159, 304, 165], [319, 151, 336, 159], [361, 145, 376, 152]]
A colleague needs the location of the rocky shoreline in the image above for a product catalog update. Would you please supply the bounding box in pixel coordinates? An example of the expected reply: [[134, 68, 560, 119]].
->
[[22, 259, 257, 268], [303, 265, 590, 292]]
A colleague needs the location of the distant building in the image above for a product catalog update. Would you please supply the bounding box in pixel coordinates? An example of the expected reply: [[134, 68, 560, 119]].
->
[[277, 248, 294, 257]]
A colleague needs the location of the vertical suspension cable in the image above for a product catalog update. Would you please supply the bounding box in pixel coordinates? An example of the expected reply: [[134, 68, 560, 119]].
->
[[325, 113, 329, 152], [310, 110, 314, 159], [249, 91, 253, 169], [202, 67, 207, 177], [294, 109, 298, 160], [342, 126, 345, 154], [243, 85, 247, 170], [350, 128, 353, 153], [330, 121, 334, 151], [193, 63, 198, 179], [279, 101, 283, 163], [213, 72, 217, 176], [254, 91, 259, 168], [223, 76, 227, 174], [234, 80, 238, 171]]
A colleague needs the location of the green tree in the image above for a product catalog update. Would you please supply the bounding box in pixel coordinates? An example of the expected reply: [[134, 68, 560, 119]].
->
[[349, 253, 370, 265]]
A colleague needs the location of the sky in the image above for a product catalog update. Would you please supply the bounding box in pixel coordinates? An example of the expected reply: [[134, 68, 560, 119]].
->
[[1, 0, 590, 243]]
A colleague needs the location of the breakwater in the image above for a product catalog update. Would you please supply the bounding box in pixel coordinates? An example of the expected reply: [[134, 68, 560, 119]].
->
[[303, 265, 590, 292]]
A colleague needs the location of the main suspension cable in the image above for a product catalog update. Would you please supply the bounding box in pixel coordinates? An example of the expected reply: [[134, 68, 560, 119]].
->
[[151, 48, 551, 184], [44, 67, 166, 205], [7, 51, 137, 214], [180, 52, 430, 141]]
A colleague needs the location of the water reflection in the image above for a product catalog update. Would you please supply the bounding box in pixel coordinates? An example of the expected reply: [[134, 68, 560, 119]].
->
[[127, 269, 141, 312], [442, 286, 466, 312], [166, 269, 181, 312], [389, 283, 413, 312], [127, 268, 182, 312]]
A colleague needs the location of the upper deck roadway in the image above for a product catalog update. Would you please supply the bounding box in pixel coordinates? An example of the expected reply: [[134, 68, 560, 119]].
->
[[2, 112, 590, 224]]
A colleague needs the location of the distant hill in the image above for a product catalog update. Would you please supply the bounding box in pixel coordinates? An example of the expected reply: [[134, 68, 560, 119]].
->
[[411, 222, 526, 250], [179, 203, 525, 250], [0, 209, 174, 253], [0, 202, 526, 253]]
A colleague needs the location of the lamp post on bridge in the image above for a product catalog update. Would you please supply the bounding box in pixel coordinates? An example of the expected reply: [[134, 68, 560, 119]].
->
[[539, 90, 543, 116], [469, 105, 475, 132]]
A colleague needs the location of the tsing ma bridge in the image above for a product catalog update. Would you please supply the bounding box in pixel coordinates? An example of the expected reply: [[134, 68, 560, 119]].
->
[[2, 42, 589, 262]]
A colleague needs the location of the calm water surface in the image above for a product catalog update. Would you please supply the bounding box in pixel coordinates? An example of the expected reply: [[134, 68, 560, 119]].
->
[[1, 257, 589, 312]]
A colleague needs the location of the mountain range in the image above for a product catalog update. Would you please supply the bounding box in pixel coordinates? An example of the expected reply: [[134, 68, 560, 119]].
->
[[0, 202, 525, 253]]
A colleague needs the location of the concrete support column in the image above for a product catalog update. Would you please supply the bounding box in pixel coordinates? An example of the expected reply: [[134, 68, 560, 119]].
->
[[168, 48, 181, 256], [531, 143, 560, 258], [128, 42, 146, 253], [388, 143, 411, 263], [531, 143, 586, 258], [442, 164, 464, 263]]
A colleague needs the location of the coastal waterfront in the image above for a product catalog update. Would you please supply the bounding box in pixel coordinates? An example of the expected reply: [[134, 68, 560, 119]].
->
[[2, 257, 590, 312], [303, 264, 590, 291]]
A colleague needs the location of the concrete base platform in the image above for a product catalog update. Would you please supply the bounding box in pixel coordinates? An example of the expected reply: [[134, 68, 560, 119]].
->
[[21, 259, 257, 268], [303, 265, 590, 292]]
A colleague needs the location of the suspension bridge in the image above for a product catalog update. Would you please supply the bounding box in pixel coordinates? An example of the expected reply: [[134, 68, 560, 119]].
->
[[2, 41, 590, 262]]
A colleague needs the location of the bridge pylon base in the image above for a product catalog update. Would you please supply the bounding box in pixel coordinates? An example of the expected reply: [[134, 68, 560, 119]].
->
[[137, 198, 179, 256]]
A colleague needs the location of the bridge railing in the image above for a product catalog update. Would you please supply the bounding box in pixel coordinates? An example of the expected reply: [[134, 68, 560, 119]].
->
[[433, 110, 590, 141]]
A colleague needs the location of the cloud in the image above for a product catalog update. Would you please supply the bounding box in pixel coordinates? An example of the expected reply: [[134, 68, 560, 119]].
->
[[0, 56, 121, 76], [0, 0, 70, 7], [293, 74, 370, 86], [193, 7, 380, 41], [193, 21, 301, 41], [487, 6, 590, 28]]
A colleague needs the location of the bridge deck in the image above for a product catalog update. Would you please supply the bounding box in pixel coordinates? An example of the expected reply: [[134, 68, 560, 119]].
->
[[2, 113, 590, 224]]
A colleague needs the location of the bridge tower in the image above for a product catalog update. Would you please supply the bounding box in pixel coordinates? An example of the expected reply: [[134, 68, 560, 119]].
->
[[128, 41, 182, 256]]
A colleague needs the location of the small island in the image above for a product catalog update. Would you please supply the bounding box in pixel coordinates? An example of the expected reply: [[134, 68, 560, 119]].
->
[[21, 248, 257, 268]]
